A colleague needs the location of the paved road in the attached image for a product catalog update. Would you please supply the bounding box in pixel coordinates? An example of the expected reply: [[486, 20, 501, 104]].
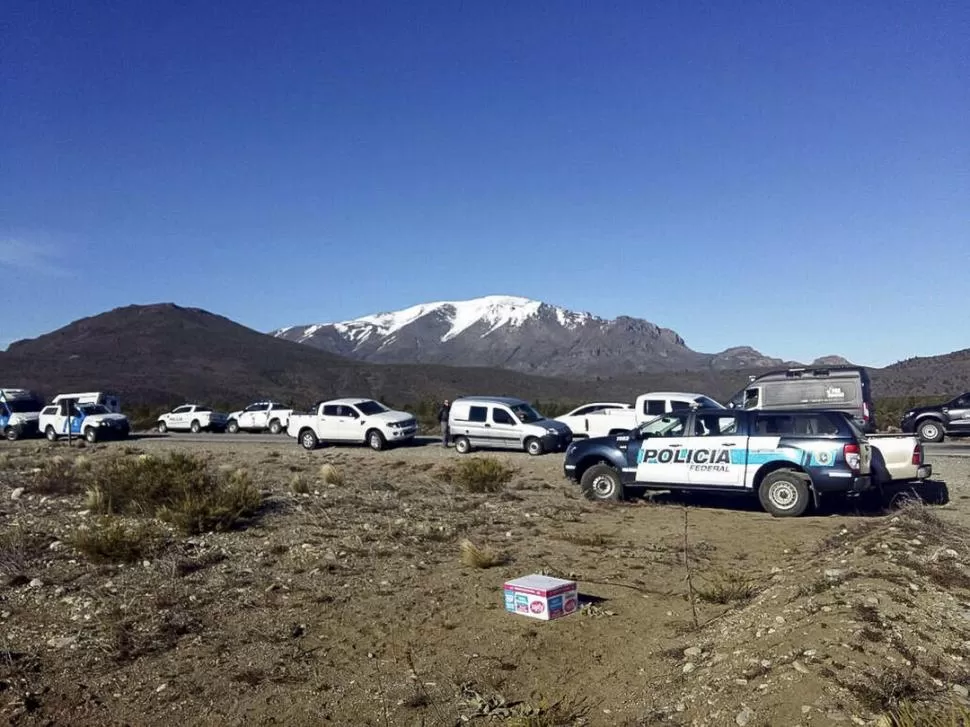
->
[[132, 432, 970, 458], [924, 442, 970, 458], [133, 432, 443, 448]]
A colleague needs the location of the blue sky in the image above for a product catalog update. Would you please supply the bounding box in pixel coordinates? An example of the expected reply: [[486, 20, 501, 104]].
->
[[2, 0, 967, 366]]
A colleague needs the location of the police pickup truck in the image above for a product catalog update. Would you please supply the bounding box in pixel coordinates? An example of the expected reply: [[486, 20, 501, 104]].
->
[[563, 408, 872, 517]]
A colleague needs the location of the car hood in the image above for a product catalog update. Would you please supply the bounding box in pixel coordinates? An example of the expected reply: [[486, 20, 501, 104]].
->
[[903, 404, 943, 417], [86, 413, 129, 424], [537, 419, 570, 435], [364, 411, 415, 425], [8, 412, 40, 423]]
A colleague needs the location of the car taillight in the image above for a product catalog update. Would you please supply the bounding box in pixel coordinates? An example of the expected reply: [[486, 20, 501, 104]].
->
[[912, 444, 923, 466], [843, 443, 861, 472]]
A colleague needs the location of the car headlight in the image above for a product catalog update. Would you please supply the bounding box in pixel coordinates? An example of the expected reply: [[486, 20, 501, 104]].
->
[[546, 427, 559, 435]]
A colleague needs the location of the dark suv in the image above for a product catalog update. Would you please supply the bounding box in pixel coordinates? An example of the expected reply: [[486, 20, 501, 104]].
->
[[901, 393, 970, 443]]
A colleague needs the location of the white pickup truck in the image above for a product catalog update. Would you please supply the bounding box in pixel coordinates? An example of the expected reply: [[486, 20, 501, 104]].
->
[[39, 400, 131, 443], [867, 434, 932, 487], [157, 404, 228, 433], [288, 398, 417, 451], [556, 392, 724, 439], [226, 401, 293, 434]]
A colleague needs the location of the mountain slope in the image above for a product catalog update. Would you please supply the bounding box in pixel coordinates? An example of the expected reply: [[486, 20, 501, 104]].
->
[[0, 303, 738, 407], [274, 295, 811, 376]]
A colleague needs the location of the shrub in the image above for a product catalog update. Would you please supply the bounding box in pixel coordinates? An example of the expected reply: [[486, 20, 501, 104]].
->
[[31, 458, 81, 496], [318, 463, 344, 486], [447, 457, 515, 493], [70, 517, 159, 563], [84, 453, 262, 534], [0, 522, 45, 577], [459, 539, 507, 569], [696, 570, 759, 605], [290, 474, 313, 494]]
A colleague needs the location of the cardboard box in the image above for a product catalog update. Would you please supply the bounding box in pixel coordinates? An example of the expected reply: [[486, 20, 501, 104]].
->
[[503, 574, 578, 621]]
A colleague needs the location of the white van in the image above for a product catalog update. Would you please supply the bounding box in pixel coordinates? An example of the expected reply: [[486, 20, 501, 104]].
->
[[0, 388, 45, 441], [51, 392, 122, 414], [447, 396, 572, 455]]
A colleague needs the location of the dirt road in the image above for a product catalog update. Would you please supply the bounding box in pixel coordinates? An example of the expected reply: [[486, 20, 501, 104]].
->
[[2, 438, 969, 726]]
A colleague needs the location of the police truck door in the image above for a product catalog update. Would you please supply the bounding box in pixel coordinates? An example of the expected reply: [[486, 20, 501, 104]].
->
[[633, 413, 692, 486], [685, 412, 746, 487]]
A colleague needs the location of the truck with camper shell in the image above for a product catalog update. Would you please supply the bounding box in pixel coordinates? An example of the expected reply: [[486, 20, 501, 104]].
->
[[0, 388, 45, 441], [555, 392, 723, 439], [157, 404, 228, 433], [564, 407, 873, 517], [39, 397, 131, 443], [448, 396, 572, 455], [51, 391, 122, 414], [288, 398, 417, 451], [226, 401, 293, 434], [726, 367, 931, 486]]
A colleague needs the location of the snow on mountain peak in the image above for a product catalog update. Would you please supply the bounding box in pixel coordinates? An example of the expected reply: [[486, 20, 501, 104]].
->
[[441, 295, 541, 341], [325, 295, 546, 344]]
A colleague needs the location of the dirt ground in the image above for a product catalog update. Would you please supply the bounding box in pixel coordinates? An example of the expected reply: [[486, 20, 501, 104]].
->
[[2, 436, 970, 727]]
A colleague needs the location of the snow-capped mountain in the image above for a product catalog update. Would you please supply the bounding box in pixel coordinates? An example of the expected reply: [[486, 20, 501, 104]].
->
[[273, 295, 846, 377]]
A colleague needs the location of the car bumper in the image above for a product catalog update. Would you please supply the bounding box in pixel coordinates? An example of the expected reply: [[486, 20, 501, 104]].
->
[[540, 432, 572, 453], [389, 427, 416, 439], [814, 473, 872, 494], [899, 419, 917, 434]]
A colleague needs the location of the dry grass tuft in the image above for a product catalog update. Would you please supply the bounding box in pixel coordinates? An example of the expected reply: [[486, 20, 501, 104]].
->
[[445, 457, 516, 493], [319, 463, 344, 486], [459, 539, 507, 569], [30, 459, 81, 496], [0, 522, 46, 577], [290, 474, 313, 494], [695, 569, 759, 605], [70, 517, 160, 563], [886, 699, 970, 726], [82, 453, 262, 534]]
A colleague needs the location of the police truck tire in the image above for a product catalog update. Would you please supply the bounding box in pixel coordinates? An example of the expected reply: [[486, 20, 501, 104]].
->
[[300, 430, 318, 451], [580, 464, 624, 502], [269, 419, 282, 435], [157, 421, 167, 433], [525, 437, 543, 456], [454, 436, 471, 455], [917, 420, 944, 444], [5, 427, 19, 442], [367, 429, 386, 451], [84, 427, 98, 444], [45, 426, 57, 442], [227, 420, 239, 434], [190, 420, 201, 434], [759, 470, 811, 517]]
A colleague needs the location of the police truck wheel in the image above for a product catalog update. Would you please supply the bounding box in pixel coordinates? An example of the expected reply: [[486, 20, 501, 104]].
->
[[269, 419, 282, 435], [580, 464, 624, 502], [5, 427, 19, 442], [45, 426, 57, 442], [525, 437, 543, 456], [84, 427, 98, 444], [758, 470, 811, 517], [367, 429, 385, 451], [300, 430, 318, 451], [190, 420, 201, 434], [227, 420, 239, 434], [454, 436, 471, 454], [157, 421, 167, 433], [917, 420, 944, 444]]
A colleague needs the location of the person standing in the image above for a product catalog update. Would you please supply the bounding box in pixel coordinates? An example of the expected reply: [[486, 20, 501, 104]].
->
[[437, 399, 451, 447]]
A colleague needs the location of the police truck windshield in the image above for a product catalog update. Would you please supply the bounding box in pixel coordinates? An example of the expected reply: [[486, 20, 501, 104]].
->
[[79, 404, 110, 415]]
